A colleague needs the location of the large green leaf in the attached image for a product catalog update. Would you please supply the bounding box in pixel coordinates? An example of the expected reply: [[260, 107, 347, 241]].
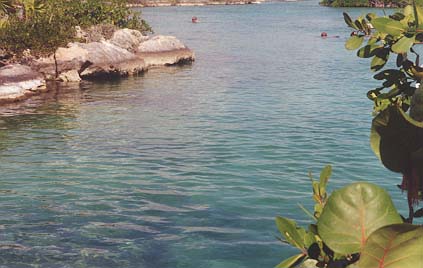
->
[[317, 182, 402, 255], [371, 17, 407, 37], [275, 254, 306, 268], [359, 224, 423, 268], [275, 216, 306, 250], [345, 36, 364, 50], [391, 36, 415, 54], [370, 106, 423, 173]]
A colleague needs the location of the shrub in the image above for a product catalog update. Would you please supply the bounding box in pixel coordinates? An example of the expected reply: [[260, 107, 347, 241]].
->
[[0, 14, 76, 57], [48, 0, 152, 34], [0, 0, 152, 57]]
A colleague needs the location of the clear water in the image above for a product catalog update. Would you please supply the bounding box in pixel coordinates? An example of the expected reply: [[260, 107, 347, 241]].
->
[[0, 2, 412, 267]]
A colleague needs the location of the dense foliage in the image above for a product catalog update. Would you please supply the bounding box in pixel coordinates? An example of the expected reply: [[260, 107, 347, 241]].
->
[[0, 0, 152, 57], [320, 0, 369, 8], [275, 4, 423, 268], [343, 3, 423, 217]]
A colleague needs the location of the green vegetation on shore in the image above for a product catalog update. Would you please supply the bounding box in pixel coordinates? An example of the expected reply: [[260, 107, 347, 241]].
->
[[320, 0, 423, 8], [0, 0, 152, 58]]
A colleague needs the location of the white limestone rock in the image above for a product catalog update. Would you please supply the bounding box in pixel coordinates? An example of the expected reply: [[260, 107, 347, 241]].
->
[[58, 69, 81, 82], [110, 28, 149, 53], [138, 35, 187, 53], [0, 64, 46, 101]]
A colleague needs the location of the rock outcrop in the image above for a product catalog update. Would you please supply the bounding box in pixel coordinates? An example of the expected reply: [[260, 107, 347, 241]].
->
[[138, 35, 194, 67], [0, 29, 195, 103], [0, 64, 46, 102], [110, 28, 149, 53], [138, 35, 187, 52]]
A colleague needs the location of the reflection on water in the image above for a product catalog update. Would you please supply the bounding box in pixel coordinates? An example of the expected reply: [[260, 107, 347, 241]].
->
[[0, 3, 411, 268]]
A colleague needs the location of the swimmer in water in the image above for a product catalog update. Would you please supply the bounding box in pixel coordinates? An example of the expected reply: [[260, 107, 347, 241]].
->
[[321, 32, 340, 38]]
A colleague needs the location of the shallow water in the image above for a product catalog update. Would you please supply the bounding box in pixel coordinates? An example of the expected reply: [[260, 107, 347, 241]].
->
[[0, 2, 413, 267]]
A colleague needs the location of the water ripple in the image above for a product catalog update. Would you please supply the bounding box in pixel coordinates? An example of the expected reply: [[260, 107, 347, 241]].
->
[[0, 3, 408, 268]]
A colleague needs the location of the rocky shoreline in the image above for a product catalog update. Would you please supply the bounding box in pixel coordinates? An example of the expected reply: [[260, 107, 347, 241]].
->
[[0, 29, 195, 104]]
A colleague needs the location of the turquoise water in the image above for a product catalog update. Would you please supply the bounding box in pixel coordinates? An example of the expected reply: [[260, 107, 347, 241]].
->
[[0, 2, 412, 267]]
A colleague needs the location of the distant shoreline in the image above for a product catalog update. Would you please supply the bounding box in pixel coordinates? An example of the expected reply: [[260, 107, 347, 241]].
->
[[127, 0, 264, 7]]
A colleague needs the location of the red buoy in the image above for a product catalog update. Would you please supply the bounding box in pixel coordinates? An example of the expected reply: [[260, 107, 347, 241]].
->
[[192, 16, 198, 23]]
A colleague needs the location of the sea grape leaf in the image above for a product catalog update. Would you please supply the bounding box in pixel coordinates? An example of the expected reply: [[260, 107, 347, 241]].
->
[[371, 55, 388, 72], [391, 36, 415, 54], [366, 12, 376, 22], [303, 231, 316, 248], [371, 17, 407, 37], [373, 69, 405, 81], [275, 254, 306, 268], [312, 181, 319, 196], [404, 5, 413, 17], [413, 207, 423, 218], [319, 165, 331, 196], [317, 182, 402, 255], [354, 19, 363, 31], [396, 53, 405, 67], [371, 106, 423, 173], [389, 12, 405, 21], [397, 105, 423, 127], [345, 36, 364, 50], [373, 98, 391, 113], [357, 44, 382, 58], [275, 216, 306, 250], [343, 12, 358, 29], [359, 224, 423, 268], [416, 6, 423, 29], [377, 87, 401, 99]]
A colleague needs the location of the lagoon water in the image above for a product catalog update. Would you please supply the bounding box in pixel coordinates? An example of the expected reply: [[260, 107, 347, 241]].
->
[[0, 2, 412, 267]]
